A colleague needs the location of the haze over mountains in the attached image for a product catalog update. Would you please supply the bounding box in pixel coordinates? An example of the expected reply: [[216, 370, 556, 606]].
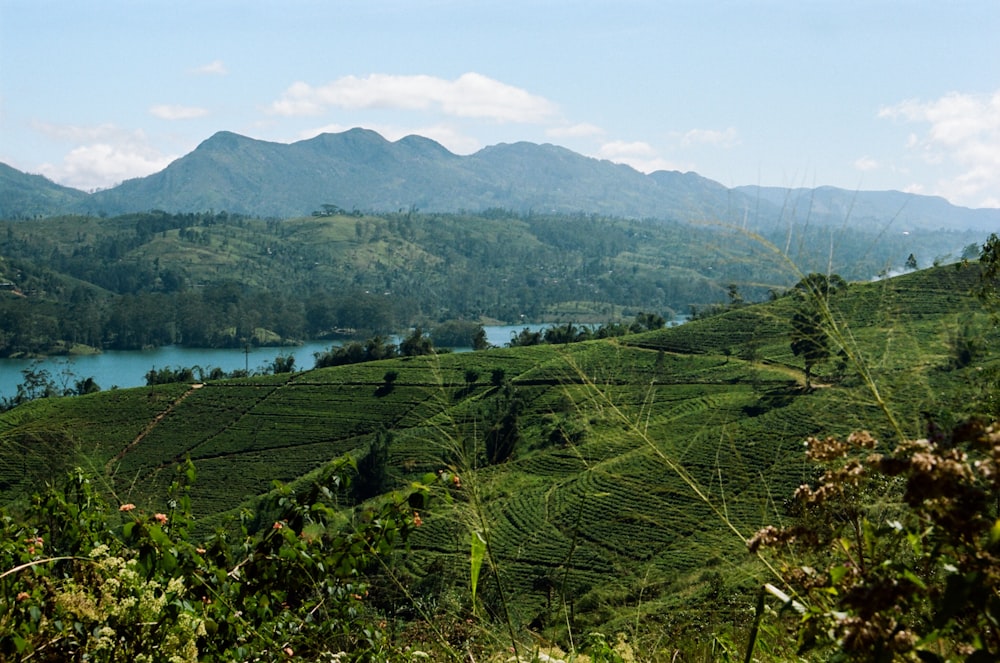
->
[[3, 128, 999, 232]]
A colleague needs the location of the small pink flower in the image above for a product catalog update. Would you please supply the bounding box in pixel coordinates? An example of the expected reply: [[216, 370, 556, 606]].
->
[[272, 521, 283, 530], [283, 647, 294, 657], [413, 512, 423, 527], [119, 503, 136, 512], [153, 513, 168, 525], [16, 592, 30, 602]]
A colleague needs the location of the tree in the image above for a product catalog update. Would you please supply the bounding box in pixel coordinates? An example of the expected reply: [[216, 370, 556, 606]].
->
[[905, 253, 918, 270], [490, 368, 506, 387], [431, 319, 484, 349], [271, 354, 296, 374], [790, 306, 828, 390], [472, 326, 489, 351], [508, 327, 543, 347], [962, 241, 982, 261], [630, 311, 666, 332], [973, 233, 1000, 312], [4, 363, 59, 408], [72, 376, 101, 396], [399, 327, 434, 357], [726, 283, 744, 308], [364, 335, 397, 360], [792, 272, 846, 299], [788, 273, 845, 390]]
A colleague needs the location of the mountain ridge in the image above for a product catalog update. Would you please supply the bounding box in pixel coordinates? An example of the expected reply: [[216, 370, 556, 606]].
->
[[2, 129, 998, 231]]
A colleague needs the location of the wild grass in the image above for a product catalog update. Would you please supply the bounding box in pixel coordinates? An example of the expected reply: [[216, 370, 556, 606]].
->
[[0, 223, 996, 660]]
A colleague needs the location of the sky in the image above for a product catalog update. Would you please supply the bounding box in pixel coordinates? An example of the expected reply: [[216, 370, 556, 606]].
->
[[1, 0, 999, 209]]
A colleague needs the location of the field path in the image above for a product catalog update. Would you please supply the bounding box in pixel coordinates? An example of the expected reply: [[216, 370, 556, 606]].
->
[[756, 360, 833, 389], [105, 383, 204, 473]]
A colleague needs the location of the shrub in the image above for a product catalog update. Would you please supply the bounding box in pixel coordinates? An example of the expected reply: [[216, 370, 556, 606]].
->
[[0, 459, 435, 661], [750, 420, 1000, 660]]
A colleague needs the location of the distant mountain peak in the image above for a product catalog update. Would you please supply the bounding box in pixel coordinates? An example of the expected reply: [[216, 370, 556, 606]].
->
[[2, 129, 998, 231]]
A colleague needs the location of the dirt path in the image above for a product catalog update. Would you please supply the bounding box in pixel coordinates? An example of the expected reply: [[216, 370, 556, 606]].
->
[[105, 384, 204, 473], [755, 361, 833, 389]]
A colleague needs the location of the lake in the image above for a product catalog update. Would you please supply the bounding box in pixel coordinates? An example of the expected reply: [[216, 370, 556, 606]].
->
[[0, 324, 544, 402]]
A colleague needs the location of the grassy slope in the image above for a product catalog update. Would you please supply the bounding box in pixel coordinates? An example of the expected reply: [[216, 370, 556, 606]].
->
[[1, 264, 996, 646]]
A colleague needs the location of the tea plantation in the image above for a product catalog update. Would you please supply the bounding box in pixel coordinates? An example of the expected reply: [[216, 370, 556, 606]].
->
[[2, 264, 998, 659]]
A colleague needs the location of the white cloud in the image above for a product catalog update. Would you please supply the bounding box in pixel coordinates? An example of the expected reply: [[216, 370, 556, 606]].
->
[[879, 90, 1000, 207], [192, 59, 228, 75], [598, 140, 657, 160], [149, 104, 209, 120], [854, 156, 878, 171], [33, 123, 175, 190], [677, 127, 740, 148], [270, 72, 558, 123], [596, 140, 687, 173], [546, 122, 605, 139]]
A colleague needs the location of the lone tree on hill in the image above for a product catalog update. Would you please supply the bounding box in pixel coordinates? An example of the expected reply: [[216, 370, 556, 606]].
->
[[791, 307, 828, 390], [789, 273, 845, 390]]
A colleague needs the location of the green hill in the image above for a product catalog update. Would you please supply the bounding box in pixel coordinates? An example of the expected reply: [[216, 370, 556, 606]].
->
[[2, 263, 996, 656], [1, 208, 987, 358], [0, 163, 89, 219]]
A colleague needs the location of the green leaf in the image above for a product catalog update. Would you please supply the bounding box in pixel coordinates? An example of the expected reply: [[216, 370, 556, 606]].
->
[[990, 518, 1000, 546], [902, 568, 928, 590], [828, 564, 849, 585], [470, 530, 487, 612]]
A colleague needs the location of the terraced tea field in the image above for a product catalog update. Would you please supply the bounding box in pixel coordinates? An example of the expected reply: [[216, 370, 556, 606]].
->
[[1, 264, 997, 640]]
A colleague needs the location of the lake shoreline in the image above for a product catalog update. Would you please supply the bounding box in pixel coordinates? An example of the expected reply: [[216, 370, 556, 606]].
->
[[0, 325, 553, 402]]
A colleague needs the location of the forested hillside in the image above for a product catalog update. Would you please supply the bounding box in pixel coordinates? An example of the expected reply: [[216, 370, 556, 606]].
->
[[0, 209, 984, 358]]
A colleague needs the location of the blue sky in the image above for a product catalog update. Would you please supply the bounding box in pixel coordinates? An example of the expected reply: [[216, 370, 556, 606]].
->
[[2, 0, 998, 208]]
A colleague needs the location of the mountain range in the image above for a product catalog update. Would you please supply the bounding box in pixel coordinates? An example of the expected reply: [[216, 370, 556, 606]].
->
[[3, 128, 999, 232]]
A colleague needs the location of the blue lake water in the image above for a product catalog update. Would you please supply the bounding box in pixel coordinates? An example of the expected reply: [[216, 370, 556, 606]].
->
[[0, 324, 545, 402]]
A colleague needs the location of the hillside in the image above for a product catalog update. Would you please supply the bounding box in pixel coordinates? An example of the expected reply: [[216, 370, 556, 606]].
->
[[2, 264, 996, 654], [1, 208, 985, 358], [72, 129, 757, 222], [0, 162, 89, 219], [4, 129, 1000, 232]]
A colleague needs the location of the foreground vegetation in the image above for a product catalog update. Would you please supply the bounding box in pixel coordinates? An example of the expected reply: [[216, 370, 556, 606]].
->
[[2, 254, 999, 659]]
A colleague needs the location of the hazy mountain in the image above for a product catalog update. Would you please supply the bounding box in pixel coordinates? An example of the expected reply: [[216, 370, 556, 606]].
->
[[735, 185, 1000, 232], [2, 129, 998, 232], [0, 163, 89, 219], [76, 129, 753, 222]]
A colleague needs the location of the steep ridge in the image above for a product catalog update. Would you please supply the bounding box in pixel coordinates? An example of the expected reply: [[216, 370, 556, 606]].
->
[[4, 129, 999, 231]]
